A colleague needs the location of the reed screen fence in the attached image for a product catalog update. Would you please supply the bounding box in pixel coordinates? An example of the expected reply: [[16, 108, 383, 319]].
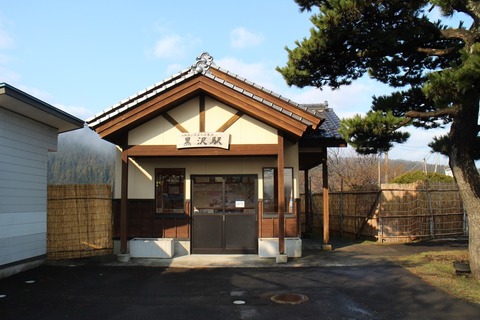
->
[[302, 182, 467, 242], [47, 184, 113, 259]]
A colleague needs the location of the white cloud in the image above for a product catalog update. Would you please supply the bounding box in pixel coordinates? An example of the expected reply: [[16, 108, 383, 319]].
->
[[11, 84, 91, 120], [56, 104, 92, 121], [0, 19, 15, 82], [0, 20, 13, 50], [0, 65, 20, 83], [230, 27, 264, 49], [215, 56, 277, 89], [284, 77, 393, 118], [151, 34, 201, 59], [165, 63, 185, 75], [214, 56, 392, 120], [17, 85, 53, 101]]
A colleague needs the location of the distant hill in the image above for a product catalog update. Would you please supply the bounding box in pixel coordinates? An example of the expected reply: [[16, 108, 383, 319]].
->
[[48, 127, 115, 185]]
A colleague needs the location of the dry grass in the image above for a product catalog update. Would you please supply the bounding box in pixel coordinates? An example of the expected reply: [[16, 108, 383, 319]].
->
[[392, 250, 480, 304]]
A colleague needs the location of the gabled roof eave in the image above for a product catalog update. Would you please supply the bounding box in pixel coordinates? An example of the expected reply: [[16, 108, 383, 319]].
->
[[0, 82, 84, 133], [86, 53, 339, 142]]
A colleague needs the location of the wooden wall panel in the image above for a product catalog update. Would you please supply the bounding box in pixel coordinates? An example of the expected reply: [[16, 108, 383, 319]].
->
[[112, 199, 190, 239], [113, 199, 300, 240], [259, 217, 298, 238]]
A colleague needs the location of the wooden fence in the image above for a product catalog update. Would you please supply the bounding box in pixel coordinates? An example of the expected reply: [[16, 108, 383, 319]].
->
[[301, 182, 467, 243], [47, 184, 113, 259], [46, 182, 465, 256]]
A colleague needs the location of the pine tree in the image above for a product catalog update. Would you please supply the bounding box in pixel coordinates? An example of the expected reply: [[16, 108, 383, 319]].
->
[[278, 0, 480, 279]]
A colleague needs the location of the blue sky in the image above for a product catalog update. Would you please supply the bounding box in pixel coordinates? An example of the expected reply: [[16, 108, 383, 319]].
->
[[0, 0, 458, 165]]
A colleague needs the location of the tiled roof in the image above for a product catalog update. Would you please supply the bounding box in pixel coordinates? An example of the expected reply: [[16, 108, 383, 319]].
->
[[205, 66, 327, 127], [86, 68, 195, 127], [86, 53, 339, 136], [302, 106, 343, 140]]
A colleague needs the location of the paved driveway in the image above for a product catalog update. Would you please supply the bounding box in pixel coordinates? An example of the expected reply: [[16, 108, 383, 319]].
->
[[1, 239, 478, 319]]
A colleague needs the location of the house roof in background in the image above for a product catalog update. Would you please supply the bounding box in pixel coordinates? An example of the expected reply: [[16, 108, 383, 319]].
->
[[300, 105, 345, 142], [0, 83, 84, 133]]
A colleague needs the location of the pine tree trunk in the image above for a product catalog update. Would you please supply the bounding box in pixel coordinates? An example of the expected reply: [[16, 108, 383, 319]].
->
[[449, 94, 480, 280], [451, 158, 480, 279]]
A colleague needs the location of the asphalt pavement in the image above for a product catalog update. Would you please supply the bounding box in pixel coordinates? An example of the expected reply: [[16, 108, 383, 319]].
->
[[1, 237, 478, 320]]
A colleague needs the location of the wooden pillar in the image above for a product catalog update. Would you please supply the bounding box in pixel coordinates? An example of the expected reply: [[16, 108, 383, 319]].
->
[[120, 150, 129, 253], [322, 148, 331, 248], [304, 169, 311, 235], [277, 135, 285, 254], [295, 198, 301, 237]]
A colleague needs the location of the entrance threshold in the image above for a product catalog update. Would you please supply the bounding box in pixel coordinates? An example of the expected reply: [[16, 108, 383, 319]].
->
[[121, 254, 280, 268]]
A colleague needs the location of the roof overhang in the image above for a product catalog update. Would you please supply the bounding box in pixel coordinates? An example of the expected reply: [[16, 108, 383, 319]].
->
[[298, 143, 347, 171], [88, 74, 321, 145], [0, 83, 84, 133], [86, 53, 345, 150]]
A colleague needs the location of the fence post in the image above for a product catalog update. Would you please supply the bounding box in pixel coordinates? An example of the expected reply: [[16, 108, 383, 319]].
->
[[339, 178, 344, 237], [378, 217, 383, 242], [426, 180, 435, 238], [430, 217, 435, 237]]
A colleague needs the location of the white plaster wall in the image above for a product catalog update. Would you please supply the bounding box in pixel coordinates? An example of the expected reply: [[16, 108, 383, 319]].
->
[[119, 154, 300, 201], [128, 96, 277, 146], [204, 97, 237, 131], [125, 157, 275, 199], [205, 97, 277, 144], [128, 116, 174, 145], [168, 98, 201, 133], [226, 114, 277, 144]]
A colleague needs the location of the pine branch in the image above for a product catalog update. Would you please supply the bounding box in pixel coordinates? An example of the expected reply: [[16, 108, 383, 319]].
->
[[416, 47, 457, 56], [393, 117, 413, 130], [405, 107, 459, 119], [440, 28, 476, 47]]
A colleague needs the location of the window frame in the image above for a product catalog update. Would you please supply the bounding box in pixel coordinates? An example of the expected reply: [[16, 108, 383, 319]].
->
[[262, 167, 294, 217], [155, 168, 186, 216]]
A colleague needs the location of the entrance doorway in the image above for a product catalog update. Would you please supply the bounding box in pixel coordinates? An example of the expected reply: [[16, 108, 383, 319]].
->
[[191, 175, 257, 254]]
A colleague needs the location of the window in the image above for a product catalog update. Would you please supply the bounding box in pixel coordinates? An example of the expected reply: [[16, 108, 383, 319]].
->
[[192, 175, 256, 214], [155, 168, 185, 214], [263, 167, 293, 215]]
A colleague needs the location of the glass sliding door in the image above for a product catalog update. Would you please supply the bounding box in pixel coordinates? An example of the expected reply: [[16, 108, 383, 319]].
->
[[191, 175, 257, 254]]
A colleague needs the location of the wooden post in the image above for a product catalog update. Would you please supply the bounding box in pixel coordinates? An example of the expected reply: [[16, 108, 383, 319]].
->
[[120, 150, 129, 253], [258, 199, 263, 238], [277, 135, 285, 256], [322, 149, 331, 250], [304, 169, 311, 235], [295, 198, 301, 237]]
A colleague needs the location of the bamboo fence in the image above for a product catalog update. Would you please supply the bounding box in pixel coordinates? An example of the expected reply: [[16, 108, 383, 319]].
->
[[47, 184, 113, 259], [302, 182, 466, 243]]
